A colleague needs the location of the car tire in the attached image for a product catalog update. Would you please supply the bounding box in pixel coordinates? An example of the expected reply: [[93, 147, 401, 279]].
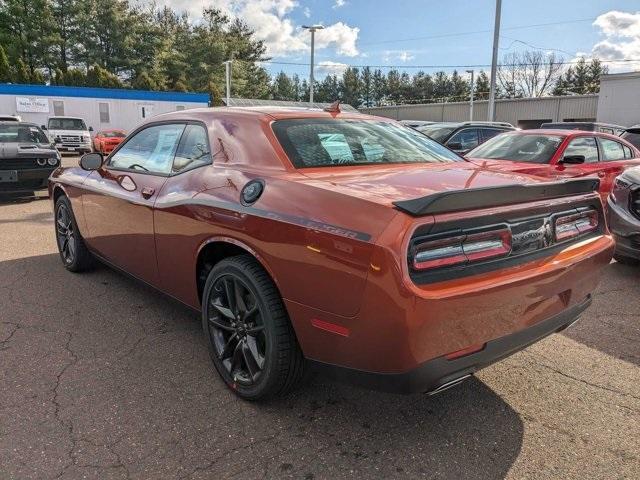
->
[[614, 254, 639, 266], [202, 254, 306, 400], [54, 195, 94, 272]]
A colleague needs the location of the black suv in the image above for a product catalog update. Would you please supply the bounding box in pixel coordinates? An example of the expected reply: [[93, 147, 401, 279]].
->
[[621, 125, 640, 149], [608, 166, 640, 266], [0, 121, 60, 195], [416, 121, 515, 155]]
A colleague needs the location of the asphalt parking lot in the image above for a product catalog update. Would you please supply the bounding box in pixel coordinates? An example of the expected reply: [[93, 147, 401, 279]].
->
[[1, 157, 639, 479]]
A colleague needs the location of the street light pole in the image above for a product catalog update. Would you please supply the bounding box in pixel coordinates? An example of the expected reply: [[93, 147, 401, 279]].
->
[[466, 69, 474, 121], [487, 0, 501, 121], [223, 60, 232, 106], [302, 25, 324, 103]]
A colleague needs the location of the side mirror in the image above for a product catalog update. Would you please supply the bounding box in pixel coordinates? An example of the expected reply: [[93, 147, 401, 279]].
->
[[80, 152, 104, 171], [560, 154, 586, 165], [89, 126, 94, 132], [41, 125, 47, 130], [447, 141, 463, 151]]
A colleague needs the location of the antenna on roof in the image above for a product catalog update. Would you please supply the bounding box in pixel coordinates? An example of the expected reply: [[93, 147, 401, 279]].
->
[[323, 100, 341, 114]]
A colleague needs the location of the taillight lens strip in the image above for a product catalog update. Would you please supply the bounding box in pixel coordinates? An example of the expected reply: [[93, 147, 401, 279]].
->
[[554, 209, 598, 242], [412, 228, 512, 271]]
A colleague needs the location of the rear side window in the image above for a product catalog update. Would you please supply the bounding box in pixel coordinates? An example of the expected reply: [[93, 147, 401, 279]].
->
[[600, 138, 626, 161], [272, 119, 461, 168], [446, 129, 479, 151], [563, 137, 599, 163], [480, 128, 507, 142], [172, 124, 211, 173], [623, 145, 633, 159]]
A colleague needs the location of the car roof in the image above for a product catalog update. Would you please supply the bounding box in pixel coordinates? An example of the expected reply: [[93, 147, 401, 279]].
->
[[48, 116, 84, 120], [151, 106, 388, 123], [0, 120, 40, 127], [500, 129, 639, 145], [421, 121, 513, 128]]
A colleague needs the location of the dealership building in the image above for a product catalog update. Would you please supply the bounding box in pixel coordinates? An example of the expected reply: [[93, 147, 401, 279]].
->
[[0, 83, 209, 133], [361, 72, 640, 128]]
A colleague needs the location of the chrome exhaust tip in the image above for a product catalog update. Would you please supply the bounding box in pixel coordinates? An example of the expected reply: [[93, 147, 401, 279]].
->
[[426, 374, 472, 396]]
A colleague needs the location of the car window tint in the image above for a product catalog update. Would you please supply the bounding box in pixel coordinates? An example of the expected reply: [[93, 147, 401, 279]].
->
[[173, 124, 211, 173], [563, 137, 599, 163], [621, 131, 640, 149], [318, 133, 355, 163], [480, 128, 506, 142], [623, 145, 633, 159], [447, 129, 479, 151], [109, 124, 185, 174], [600, 138, 626, 162], [469, 134, 562, 164]]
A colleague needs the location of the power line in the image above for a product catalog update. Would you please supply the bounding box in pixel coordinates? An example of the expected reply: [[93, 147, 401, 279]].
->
[[358, 17, 595, 46], [258, 58, 640, 70]]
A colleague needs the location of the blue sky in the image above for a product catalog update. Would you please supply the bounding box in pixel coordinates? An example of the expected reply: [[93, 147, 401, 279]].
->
[[153, 0, 640, 78]]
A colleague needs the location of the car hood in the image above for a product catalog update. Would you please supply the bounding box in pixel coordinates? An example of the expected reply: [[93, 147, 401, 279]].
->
[[0, 142, 58, 159], [48, 129, 89, 136], [298, 162, 552, 206]]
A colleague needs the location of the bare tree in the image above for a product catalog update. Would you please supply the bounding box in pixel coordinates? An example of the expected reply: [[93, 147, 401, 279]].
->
[[498, 50, 564, 98]]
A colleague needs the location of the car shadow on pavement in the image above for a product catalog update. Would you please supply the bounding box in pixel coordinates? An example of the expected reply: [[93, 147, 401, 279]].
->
[[1, 253, 524, 479], [0, 192, 49, 206], [561, 261, 640, 366]]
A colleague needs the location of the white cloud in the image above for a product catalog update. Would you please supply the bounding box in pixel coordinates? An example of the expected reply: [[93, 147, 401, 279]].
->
[[315, 61, 349, 76], [139, 0, 359, 58], [382, 50, 416, 62], [584, 10, 640, 72], [333, 0, 346, 8]]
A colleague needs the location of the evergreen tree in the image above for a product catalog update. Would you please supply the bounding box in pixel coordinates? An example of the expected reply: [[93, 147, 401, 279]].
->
[[0, 45, 11, 82], [474, 71, 490, 100], [340, 67, 361, 107], [271, 71, 296, 100], [13, 58, 31, 83], [132, 71, 157, 91], [361, 66, 373, 107], [371, 69, 387, 105]]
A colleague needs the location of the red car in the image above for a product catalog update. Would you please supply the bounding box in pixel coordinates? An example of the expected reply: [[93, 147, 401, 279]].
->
[[93, 129, 127, 154], [48, 107, 614, 400], [465, 129, 640, 196]]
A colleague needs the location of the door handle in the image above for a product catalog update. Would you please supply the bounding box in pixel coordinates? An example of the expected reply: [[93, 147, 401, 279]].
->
[[141, 187, 155, 199]]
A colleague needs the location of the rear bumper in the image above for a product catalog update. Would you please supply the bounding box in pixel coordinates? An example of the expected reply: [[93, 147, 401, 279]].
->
[[0, 167, 55, 193], [311, 295, 591, 394]]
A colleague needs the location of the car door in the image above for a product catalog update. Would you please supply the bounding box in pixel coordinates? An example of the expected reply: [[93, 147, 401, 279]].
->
[[554, 136, 602, 182], [596, 137, 640, 194], [82, 122, 186, 286], [445, 128, 479, 155]]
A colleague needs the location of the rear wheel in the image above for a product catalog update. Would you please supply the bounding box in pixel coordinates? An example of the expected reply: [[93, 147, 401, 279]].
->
[[202, 255, 305, 400], [54, 195, 94, 272]]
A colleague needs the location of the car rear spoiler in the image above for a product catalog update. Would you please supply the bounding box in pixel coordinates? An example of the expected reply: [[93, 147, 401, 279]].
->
[[392, 178, 600, 216]]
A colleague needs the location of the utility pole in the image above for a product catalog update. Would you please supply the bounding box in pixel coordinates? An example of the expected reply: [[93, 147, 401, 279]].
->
[[466, 69, 475, 121], [487, 0, 501, 121], [302, 25, 324, 103], [223, 60, 232, 106]]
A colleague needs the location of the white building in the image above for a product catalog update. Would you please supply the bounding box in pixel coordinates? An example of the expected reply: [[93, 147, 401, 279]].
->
[[0, 83, 210, 133], [596, 72, 640, 127]]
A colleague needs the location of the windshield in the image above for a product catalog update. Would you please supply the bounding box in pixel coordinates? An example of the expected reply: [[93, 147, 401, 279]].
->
[[0, 124, 49, 144], [416, 125, 456, 142], [272, 119, 462, 168], [48, 118, 87, 130], [102, 130, 126, 138], [468, 133, 563, 164], [622, 131, 640, 149]]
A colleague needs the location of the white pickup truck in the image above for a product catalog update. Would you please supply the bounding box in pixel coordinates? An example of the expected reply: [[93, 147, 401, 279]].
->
[[43, 116, 93, 154]]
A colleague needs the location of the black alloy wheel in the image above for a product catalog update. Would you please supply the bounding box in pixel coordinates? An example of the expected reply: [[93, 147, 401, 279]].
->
[[54, 195, 94, 272], [208, 274, 266, 386], [202, 255, 306, 400]]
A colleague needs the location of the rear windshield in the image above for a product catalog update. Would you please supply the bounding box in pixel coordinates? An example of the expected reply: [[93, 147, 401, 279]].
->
[[468, 134, 563, 164], [0, 124, 49, 144], [272, 119, 461, 168], [416, 125, 456, 142], [48, 118, 87, 130], [622, 131, 640, 149]]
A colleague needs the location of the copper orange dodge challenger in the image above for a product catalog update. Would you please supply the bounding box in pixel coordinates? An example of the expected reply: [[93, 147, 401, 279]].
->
[[49, 106, 614, 400]]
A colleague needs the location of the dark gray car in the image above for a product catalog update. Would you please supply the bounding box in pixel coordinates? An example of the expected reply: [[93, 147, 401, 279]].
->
[[608, 166, 640, 265], [0, 121, 60, 195]]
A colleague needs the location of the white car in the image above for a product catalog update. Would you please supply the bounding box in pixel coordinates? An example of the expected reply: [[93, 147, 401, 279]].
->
[[0, 115, 21, 121], [44, 116, 93, 154]]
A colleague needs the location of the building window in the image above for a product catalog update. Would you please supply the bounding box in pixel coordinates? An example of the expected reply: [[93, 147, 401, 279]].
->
[[99, 102, 110, 123], [53, 100, 65, 116], [176, 105, 185, 111]]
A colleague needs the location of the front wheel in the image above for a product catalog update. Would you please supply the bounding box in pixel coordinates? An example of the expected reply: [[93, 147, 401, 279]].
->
[[202, 255, 306, 400], [54, 195, 94, 272]]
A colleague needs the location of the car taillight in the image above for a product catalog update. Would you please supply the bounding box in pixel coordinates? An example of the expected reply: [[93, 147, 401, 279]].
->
[[554, 209, 598, 241], [412, 228, 511, 270]]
